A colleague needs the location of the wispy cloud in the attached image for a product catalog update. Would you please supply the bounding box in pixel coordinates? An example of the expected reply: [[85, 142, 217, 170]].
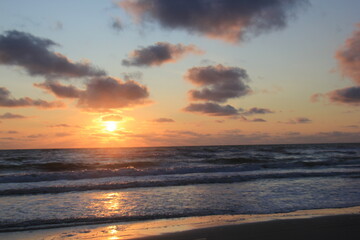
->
[[102, 115, 123, 121], [111, 17, 123, 32], [0, 87, 64, 109], [0, 112, 27, 119], [152, 118, 175, 123], [239, 107, 274, 116]]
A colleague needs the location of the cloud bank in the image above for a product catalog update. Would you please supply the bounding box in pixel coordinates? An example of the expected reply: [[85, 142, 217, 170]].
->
[[122, 42, 203, 67], [0, 30, 105, 79], [120, 0, 308, 42]]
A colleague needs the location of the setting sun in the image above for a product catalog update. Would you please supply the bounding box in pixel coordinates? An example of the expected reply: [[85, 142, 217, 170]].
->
[[105, 121, 117, 132]]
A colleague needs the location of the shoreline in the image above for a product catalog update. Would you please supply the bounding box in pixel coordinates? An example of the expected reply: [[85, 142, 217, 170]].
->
[[1, 206, 359, 240]]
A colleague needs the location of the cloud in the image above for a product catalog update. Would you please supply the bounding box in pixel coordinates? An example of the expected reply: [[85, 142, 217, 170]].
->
[[48, 124, 80, 128], [239, 107, 274, 115], [0, 130, 18, 134], [326, 86, 360, 105], [120, 0, 308, 43], [34, 81, 82, 98], [285, 117, 311, 124], [27, 134, 44, 139], [77, 76, 150, 109], [315, 25, 360, 106], [55, 132, 72, 137], [0, 30, 105, 79], [336, 24, 360, 84], [0, 112, 27, 119], [102, 115, 123, 121], [122, 71, 143, 81], [111, 17, 123, 32], [183, 102, 239, 116], [152, 118, 175, 123], [310, 93, 323, 103], [122, 42, 203, 67], [186, 64, 251, 102], [251, 118, 267, 122], [0, 87, 64, 109]]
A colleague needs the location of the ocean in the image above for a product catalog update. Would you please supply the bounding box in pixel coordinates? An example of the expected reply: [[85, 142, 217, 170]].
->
[[0, 143, 359, 232]]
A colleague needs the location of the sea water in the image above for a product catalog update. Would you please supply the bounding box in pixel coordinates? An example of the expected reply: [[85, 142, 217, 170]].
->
[[0, 143, 359, 232]]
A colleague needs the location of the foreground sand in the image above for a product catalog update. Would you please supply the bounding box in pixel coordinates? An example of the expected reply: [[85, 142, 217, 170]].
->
[[1, 207, 360, 240], [137, 214, 360, 240]]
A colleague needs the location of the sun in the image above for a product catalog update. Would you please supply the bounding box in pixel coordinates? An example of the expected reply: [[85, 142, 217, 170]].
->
[[104, 121, 117, 132]]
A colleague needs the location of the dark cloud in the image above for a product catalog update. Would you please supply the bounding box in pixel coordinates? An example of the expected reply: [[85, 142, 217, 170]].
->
[[33, 76, 150, 110], [34, 81, 82, 98], [239, 107, 274, 115], [0, 87, 64, 109], [111, 17, 123, 32], [0, 112, 27, 119], [102, 115, 123, 122], [122, 42, 203, 67], [186, 64, 251, 102], [77, 76, 150, 109], [336, 24, 360, 84], [183, 102, 239, 116], [326, 86, 360, 105], [152, 118, 175, 123], [0, 30, 105, 79], [120, 0, 308, 42]]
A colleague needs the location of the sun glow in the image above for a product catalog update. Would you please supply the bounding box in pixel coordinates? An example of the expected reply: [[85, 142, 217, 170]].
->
[[105, 121, 117, 132]]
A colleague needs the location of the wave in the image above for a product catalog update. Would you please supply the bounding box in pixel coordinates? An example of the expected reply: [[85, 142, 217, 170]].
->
[[1, 156, 359, 184], [0, 161, 158, 172], [0, 211, 213, 233], [1, 170, 359, 196]]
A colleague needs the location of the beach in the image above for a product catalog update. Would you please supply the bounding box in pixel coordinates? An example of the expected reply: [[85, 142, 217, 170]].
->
[[1, 207, 360, 239]]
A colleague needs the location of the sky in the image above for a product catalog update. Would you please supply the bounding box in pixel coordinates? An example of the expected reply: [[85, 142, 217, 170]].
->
[[0, 0, 359, 149]]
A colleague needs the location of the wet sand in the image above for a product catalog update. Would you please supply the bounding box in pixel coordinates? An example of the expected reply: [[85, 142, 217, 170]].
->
[[1, 207, 360, 240]]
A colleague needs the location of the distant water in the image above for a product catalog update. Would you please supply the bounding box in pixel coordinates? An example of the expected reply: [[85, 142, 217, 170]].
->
[[0, 143, 360, 232]]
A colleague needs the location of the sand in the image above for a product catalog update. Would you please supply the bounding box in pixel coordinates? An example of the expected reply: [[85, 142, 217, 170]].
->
[[1, 206, 360, 240], [137, 214, 360, 240]]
